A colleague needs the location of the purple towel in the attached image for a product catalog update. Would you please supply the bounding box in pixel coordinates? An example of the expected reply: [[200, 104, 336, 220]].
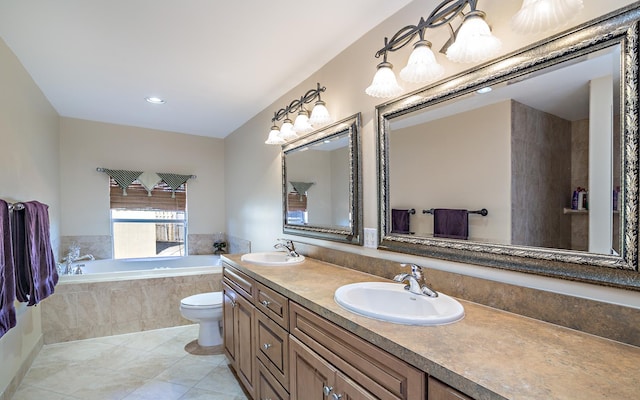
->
[[433, 209, 468, 240], [391, 209, 411, 234], [12, 201, 58, 306], [0, 200, 16, 338]]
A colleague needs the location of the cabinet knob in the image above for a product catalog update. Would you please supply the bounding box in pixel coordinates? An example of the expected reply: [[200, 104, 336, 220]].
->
[[331, 394, 343, 400], [261, 300, 271, 307], [323, 385, 333, 396], [262, 343, 272, 350]]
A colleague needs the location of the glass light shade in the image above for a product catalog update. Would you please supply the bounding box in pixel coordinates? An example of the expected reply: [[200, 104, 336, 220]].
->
[[279, 119, 298, 140], [446, 12, 502, 64], [365, 61, 403, 98], [265, 126, 285, 145], [399, 40, 445, 84], [511, 0, 583, 35], [309, 100, 332, 126], [293, 110, 314, 133]]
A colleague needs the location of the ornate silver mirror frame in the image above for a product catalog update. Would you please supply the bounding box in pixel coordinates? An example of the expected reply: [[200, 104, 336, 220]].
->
[[377, 5, 640, 290], [283, 113, 362, 245]]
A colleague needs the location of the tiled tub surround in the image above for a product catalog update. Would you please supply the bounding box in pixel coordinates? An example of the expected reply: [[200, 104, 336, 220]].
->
[[296, 243, 640, 347], [60, 232, 249, 260], [40, 268, 222, 344], [223, 253, 640, 400]]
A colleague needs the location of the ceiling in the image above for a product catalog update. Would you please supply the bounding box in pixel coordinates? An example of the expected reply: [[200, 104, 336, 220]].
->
[[0, 0, 413, 139]]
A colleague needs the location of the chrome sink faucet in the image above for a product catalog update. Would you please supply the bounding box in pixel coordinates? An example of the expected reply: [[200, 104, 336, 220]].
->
[[273, 238, 300, 257], [393, 263, 438, 297]]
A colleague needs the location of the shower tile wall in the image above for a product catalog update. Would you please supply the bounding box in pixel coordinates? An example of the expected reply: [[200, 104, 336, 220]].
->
[[511, 100, 572, 249], [40, 272, 221, 344]]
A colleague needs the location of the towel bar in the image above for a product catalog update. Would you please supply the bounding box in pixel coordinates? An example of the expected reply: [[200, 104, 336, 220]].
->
[[422, 208, 488, 216]]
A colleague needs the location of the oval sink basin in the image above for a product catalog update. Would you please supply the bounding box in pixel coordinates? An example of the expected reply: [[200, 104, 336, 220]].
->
[[240, 252, 305, 266], [334, 282, 464, 326]]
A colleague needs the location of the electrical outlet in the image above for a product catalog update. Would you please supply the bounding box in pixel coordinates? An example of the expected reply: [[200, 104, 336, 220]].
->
[[364, 228, 377, 248]]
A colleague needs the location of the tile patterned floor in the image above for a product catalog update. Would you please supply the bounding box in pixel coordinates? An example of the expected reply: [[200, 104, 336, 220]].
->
[[11, 325, 248, 400]]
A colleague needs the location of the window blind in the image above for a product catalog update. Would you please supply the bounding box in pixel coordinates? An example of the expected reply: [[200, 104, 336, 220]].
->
[[287, 193, 307, 212], [109, 178, 186, 211]]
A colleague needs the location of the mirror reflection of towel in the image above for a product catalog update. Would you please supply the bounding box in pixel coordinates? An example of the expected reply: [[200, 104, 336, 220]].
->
[[391, 209, 411, 234], [433, 209, 468, 240]]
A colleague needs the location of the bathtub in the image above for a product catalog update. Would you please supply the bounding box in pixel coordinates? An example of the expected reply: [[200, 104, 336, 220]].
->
[[45, 254, 223, 343], [59, 254, 221, 282]]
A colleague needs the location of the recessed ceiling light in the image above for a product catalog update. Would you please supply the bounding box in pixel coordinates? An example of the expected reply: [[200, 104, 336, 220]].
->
[[145, 96, 166, 104], [476, 87, 492, 94]]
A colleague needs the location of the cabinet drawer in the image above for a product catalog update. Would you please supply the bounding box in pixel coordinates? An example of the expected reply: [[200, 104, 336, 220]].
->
[[223, 263, 254, 301], [256, 281, 289, 329], [258, 360, 290, 400], [256, 309, 289, 389], [428, 377, 473, 400], [290, 302, 425, 400]]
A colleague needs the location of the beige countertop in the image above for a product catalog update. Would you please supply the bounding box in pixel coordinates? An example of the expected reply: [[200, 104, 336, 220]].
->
[[222, 254, 640, 400]]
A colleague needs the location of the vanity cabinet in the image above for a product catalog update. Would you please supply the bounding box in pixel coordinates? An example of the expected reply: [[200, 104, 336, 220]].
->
[[289, 302, 425, 399], [224, 261, 473, 400], [223, 266, 257, 398]]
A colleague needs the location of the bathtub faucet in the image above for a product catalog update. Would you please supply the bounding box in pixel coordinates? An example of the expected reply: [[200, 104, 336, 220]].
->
[[60, 253, 94, 275], [274, 239, 299, 257]]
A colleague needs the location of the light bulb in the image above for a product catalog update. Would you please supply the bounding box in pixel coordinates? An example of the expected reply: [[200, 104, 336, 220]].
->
[[511, 0, 584, 34], [446, 11, 502, 64], [265, 125, 285, 145], [310, 100, 332, 126], [365, 61, 403, 98], [279, 118, 298, 140], [399, 40, 445, 84], [293, 109, 314, 133]]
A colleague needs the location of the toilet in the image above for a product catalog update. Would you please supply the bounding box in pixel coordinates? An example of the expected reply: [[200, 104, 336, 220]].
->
[[179, 291, 224, 347]]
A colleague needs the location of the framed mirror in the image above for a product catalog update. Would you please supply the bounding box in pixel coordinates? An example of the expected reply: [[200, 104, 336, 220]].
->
[[377, 5, 640, 290], [283, 113, 362, 245]]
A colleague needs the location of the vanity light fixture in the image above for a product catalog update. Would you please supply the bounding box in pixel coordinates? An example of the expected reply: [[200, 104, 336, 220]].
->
[[145, 96, 166, 104], [266, 83, 332, 145], [511, 0, 584, 35], [366, 0, 501, 98]]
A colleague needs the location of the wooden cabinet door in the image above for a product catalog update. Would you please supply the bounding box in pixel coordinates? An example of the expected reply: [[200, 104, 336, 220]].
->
[[235, 292, 256, 398], [290, 336, 337, 400], [222, 283, 237, 363], [334, 372, 378, 400]]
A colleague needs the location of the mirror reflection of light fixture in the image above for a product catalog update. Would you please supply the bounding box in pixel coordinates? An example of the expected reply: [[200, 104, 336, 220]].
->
[[511, 0, 584, 35], [265, 83, 332, 145], [366, 0, 502, 98]]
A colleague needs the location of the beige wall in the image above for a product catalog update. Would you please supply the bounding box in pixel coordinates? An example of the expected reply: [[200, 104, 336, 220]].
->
[[390, 101, 511, 242], [0, 37, 59, 397], [224, 0, 640, 309], [59, 117, 225, 243]]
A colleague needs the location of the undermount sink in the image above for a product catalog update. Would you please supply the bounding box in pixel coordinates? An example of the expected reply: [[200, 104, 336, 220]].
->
[[334, 281, 464, 326], [240, 252, 305, 266]]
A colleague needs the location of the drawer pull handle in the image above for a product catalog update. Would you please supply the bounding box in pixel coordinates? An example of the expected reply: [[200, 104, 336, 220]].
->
[[331, 394, 343, 400], [323, 385, 333, 396], [262, 343, 272, 350], [261, 300, 271, 307]]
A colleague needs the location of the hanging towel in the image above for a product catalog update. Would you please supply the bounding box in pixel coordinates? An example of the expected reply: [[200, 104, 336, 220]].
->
[[137, 171, 162, 196], [12, 201, 58, 306], [391, 209, 411, 234], [433, 208, 469, 240], [0, 200, 16, 338]]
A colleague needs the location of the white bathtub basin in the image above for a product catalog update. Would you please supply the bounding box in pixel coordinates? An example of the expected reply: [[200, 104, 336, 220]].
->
[[240, 252, 305, 266], [334, 281, 464, 325]]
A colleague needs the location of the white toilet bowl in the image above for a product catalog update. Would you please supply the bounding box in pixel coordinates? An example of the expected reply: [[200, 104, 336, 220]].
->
[[179, 291, 223, 347]]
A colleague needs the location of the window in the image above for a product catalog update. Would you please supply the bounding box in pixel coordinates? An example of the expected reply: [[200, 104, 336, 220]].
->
[[109, 178, 187, 258]]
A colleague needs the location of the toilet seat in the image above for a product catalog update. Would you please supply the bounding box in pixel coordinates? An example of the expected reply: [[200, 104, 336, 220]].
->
[[180, 292, 223, 309]]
